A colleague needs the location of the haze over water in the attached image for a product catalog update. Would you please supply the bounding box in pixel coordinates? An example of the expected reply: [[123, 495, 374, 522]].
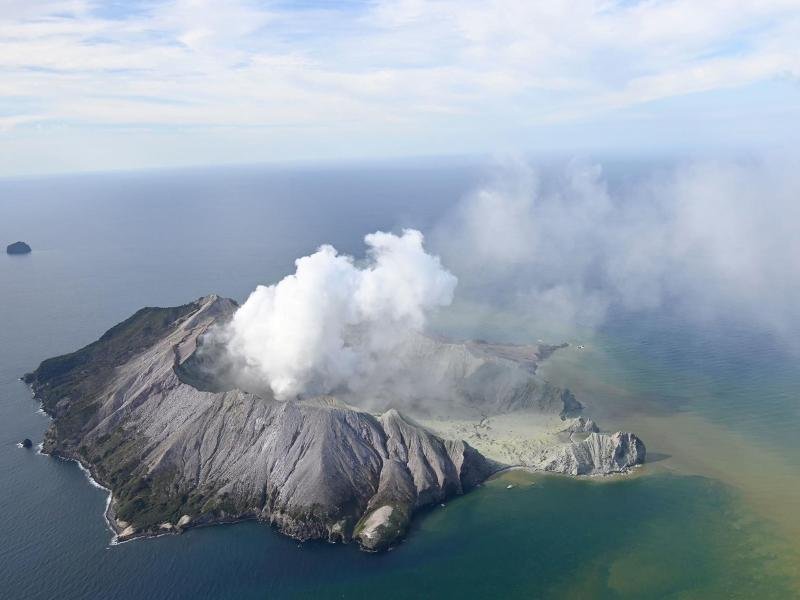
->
[[1, 163, 798, 599]]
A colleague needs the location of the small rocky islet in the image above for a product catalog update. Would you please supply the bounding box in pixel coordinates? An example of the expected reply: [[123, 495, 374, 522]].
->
[[6, 241, 32, 255], [23, 295, 645, 551]]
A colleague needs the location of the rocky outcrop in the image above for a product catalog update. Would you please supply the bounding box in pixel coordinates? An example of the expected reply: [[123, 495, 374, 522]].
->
[[6, 241, 31, 255], [21, 438, 33, 448], [528, 432, 646, 475], [563, 416, 600, 434], [353, 409, 497, 550]]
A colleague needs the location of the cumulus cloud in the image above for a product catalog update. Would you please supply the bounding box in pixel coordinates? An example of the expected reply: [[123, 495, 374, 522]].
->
[[224, 229, 456, 400]]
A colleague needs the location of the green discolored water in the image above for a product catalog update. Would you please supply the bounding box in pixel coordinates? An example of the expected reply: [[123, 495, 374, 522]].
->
[[292, 471, 796, 599]]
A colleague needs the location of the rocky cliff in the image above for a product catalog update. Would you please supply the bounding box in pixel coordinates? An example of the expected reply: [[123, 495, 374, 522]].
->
[[25, 295, 645, 551], [528, 431, 646, 475]]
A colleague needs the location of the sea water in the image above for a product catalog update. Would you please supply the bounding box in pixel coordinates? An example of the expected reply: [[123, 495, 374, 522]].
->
[[1, 162, 797, 599]]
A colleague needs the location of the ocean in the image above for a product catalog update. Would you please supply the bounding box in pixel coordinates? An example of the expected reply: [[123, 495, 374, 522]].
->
[[1, 162, 798, 599]]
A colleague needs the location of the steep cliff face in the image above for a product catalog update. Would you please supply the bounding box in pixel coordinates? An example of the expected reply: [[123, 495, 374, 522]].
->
[[527, 432, 646, 475], [24, 294, 644, 551]]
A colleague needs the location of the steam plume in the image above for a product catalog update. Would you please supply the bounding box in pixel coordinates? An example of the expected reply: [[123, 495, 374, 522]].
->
[[225, 229, 456, 399], [434, 156, 800, 344], [223, 155, 800, 404]]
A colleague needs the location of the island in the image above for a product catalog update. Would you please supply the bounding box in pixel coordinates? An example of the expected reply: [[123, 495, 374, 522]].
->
[[6, 241, 32, 255], [23, 295, 645, 551]]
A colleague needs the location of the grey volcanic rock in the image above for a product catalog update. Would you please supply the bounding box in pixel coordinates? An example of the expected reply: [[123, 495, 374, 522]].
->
[[6, 241, 31, 255], [354, 409, 496, 550], [24, 295, 496, 551], [24, 294, 643, 550], [563, 416, 600, 434], [528, 432, 646, 475]]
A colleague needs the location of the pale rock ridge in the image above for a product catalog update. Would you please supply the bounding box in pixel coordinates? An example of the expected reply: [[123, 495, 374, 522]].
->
[[527, 432, 646, 475], [563, 416, 600, 434]]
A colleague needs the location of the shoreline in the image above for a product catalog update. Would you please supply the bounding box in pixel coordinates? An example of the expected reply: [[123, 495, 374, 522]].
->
[[488, 462, 644, 480], [73, 457, 120, 544], [41, 446, 122, 544], [23, 379, 125, 545], [24, 372, 642, 552]]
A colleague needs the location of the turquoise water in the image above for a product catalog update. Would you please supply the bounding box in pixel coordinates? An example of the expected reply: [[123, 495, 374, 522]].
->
[[1, 164, 798, 598]]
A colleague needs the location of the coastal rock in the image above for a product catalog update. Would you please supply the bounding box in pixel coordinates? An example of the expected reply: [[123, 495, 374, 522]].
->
[[21, 438, 33, 448], [352, 409, 496, 550], [528, 431, 646, 475], [355, 506, 397, 550], [6, 241, 31, 255], [177, 515, 192, 528]]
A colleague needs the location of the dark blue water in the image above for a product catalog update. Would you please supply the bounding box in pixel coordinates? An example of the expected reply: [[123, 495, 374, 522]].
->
[[1, 164, 797, 599]]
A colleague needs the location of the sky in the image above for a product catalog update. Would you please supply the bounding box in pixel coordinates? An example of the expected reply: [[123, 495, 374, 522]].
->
[[1, 0, 799, 177]]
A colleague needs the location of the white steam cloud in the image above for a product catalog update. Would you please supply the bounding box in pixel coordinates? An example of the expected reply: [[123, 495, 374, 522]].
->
[[434, 156, 800, 344], [225, 229, 457, 400], [220, 155, 800, 403]]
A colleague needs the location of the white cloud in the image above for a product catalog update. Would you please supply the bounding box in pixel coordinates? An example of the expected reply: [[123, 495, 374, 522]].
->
[[0, 1, 798, 173]]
